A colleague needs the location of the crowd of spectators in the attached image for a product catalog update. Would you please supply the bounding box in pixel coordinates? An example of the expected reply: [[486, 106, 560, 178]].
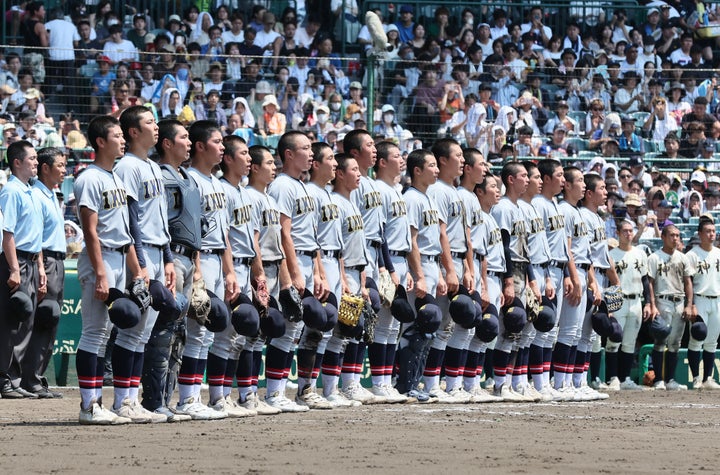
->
[[2, 1, 720, 224]]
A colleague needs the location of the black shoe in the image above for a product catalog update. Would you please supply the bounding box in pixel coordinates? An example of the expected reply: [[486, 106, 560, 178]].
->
[[14, 387, 39, 399], [31, 387, 63, 399], [0, 382, 25, 399]]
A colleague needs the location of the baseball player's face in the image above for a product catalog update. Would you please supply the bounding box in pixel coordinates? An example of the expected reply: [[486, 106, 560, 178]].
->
[[314, 148, 337, 182], [417, 156, 438, 187], [445, 144, 465, 178], [384, 146, 404, 177], [104, 125, 125, 159], [546, 166, 565, 195], [292, 135, 313, 172], [204, 131, 225, 166], [510, 168, 528, 195], [590, 180, 607, 206], [338, 158, 361, 190], [232, 141, 251, 176], [356, 134, 377, 170], [565, 172, 585, 202], [168, 125, 191, 161], [136, 111, 159, 149], [253, 151, 277, 186], [617, 224, 634, 246], [661, 227, 681, 251], [699, 224, 716, 247], [526, 167, 542, 195]]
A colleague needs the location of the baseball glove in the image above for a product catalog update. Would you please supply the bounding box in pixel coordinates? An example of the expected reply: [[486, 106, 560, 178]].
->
[[362, 299, 379, 344], [128, 278, 151, 313], [525, 287, 540, 322], [279, 286, 303, 322], [188, 278, 211, 325], [603, 285, 624, 313], [643, 370, 655, 387], [338, 294, 364, 327], [377, 269, 395, 308]]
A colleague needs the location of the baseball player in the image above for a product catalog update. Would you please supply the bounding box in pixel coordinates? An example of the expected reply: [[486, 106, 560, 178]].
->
[[111, 105, 172, 423], [237, 145, 286, 415], [366, 141, 413, 403], [0, 141, 44, 400], [580, 174, 620, 393], [647, 224, 693, 390], [73, 115, 143, 424], [395, 148, 444, 399], [144, 119, 208, 420], [607, 219, 654, 390], [210, 135, 265, 417], [517, 161, 554, 401], [294, 142, 339, 409], [532, 159, 568, 399], [24, 146, 66, 398], [343, 130, 381, 393], [425, 138, 475, 403], [490, 161, 532, 402], [264, 130, 325, 412], [553, 166, 601, 400], [178, 120, 238, 418], [460, 150, 502, 402], [685, 216, 720, 390]]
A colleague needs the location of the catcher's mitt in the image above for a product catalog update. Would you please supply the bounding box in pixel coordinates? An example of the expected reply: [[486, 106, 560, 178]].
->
[[338, 294, 364, 327], [279, 286, 303, 322], [525, 288, 540, 323], [377, 269, 395, 308], [603, 285, 624, 313], [362, 299, 379, 344], [643, 370, 656, 387], [188, 278, 211, 325], [128, 278, 151, 313]]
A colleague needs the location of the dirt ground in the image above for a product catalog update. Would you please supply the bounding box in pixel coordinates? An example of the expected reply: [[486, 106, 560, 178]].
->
[[0, 387, 717, 474]]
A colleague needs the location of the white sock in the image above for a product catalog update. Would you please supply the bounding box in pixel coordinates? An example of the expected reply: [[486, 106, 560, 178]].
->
[[424, 375, 439, 391], [384, 374, 393, 387], [341, 373, 354, 389], [354, 372, 362, 384], [223, 385, 232, 398], [178, 384, 193, 403], [266, 378, 283, 397], [113, 388, 129, 409], [463, 375, 476, 391], [238, 387, 252, 403], [572, 372, 583, 388], [323, 375, 339, 397], [494, 375, 506, 389], [371, 375, 384, 387], [194, 384, 202, 400], [128, 386, 139, 402], [445, 376, 458, 392], [511, 374, 522, 390], [80, 388, 95, 410], [209, 385, 224, 404], [297, 377, 310, 392], [553, 372, 565, 389], [310, 377, 318, 390], [543, 371, 550, 388], [532, 374, 544, 391]]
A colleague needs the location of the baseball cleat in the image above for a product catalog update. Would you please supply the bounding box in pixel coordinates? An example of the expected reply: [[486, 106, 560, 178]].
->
[[240, 393, 282, 415], [153, 406, 192, 422], [295, 385, 333, 410], [619, 377, 644, 391], [112, 398, 153, 423], [176, 396, 228, 420], [652, 380, 666, 390], [607, 377, 621, 391], [493, 383, 529, 402], [665, 379, 687, 391], [265, 391, 310, 412], [701, 378, 720, 390], [325, 390, 361, 407], [79, 400, 131, 425]]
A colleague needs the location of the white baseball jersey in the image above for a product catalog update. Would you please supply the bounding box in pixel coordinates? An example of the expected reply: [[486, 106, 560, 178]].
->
[[333, 192, 368, 268], [114, 153, 170, 246], [458, 186, 483, 251], [221, 178, 255, 259], [519, 199, 552, 265], [404, 186, 441, 256], [428, 179, 467, 252], [686, 246, 720, 296], [610, 246, 647, 296], [267, 173, 318, 252], [73, 164, 132, 249], [187, 167, 228, 250], [580, 207, 611, 269], [558, 201, 591, 266], [478, 210, 506, 273], [307, 182, 342, 251], [491, 196, 528, 263], [376, 179, 411, 253], [352, 175, 384, 244], [648, 249, 691, 297], [532, 194, 568, 263], [245, 186, 284, 261]]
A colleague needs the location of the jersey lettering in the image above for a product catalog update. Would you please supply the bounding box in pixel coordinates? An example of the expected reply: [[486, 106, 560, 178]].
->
[[511, 219, 527, 238], [390, 199, 407, 218], [696, 259, 710, 274], [320, 203, 340, 222], [295, 195, 315, 215], [548, 214, 564, 232], [143, 177, 163, 200], [573, 222, 588, 238], [346, 214, 364, 233], [231, 203, 252, 226], [449, 200, 463, 218], [262, 208, 280, 227], [363, 190, 382, 210], [204, 191, 226, 212], [423, 209, 439, 226], [528, 216, 545, 235], [102, 188, 127, 210], [488, 227, 502, 247]]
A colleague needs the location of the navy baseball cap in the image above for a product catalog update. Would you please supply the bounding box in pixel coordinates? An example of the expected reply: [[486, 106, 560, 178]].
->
[[608, 316, 623, 343], [261, 307, 286, 339], [691, 315, 708, 341], [231, 294, 261, 337], [449, 291, 476, 329], [365, 278, 382, 313], [476, 303, 500, 342], [149, 279, 182, 322], [533, 296, 556, 333], [106, 288, 141, 329], [205, 290, 229, 333], [301, 294, 327, 330], [591, 307, 612, 337], [391, 285, 415, 323], [10, 290, 33, 321], [35, 299, 60, 330], [649, 317, 671, 341], [322, 300, 339, 332], [502, 297, 527, 334], [415, 294, 442, 334]]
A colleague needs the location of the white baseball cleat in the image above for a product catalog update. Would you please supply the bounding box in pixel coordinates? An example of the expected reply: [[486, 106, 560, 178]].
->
[[701, 378, 720, 390], [665, 379, 687, 391], [607, 377, 621, 391], [265, 391, 310, 412], [79, 400, 131, 425], [619, 377, 644, 391]]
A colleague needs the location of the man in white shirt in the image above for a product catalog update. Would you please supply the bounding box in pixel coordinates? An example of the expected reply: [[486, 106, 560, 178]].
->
[[102, 24, 139, 64], [45, 8, 77, 100]]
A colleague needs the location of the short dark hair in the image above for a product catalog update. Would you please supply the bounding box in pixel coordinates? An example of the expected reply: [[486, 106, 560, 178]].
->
[[407, 149, 431, 180], [119, 105, 152, 143], [537, 158, 562, 179], [37, 147, 64, 177], [7, 140, 33, 173], [276, 130, 307, 164], [220, 135, 247, 172], [156, 119, 184, 158], [475, 172, 496, 192], [431, 138, 459, 166], [343, 128, 371, 155], [500, 161, 524, 188], [249, 145, 271, 166], [87, 115, 120, 152], [373, 140, 400, 173], [189, 120, 222, 157]]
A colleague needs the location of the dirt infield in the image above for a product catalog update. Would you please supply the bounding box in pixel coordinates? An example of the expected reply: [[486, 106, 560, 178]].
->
[[1, 387, 716, 474]]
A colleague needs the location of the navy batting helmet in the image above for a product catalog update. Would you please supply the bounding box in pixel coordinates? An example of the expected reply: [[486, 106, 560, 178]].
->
[[391, 285, 415, 323], [205, 290, 229, 332], [105, 287, 141, 329], [691, 315, 708, 341], [608, 316, 623, 343]]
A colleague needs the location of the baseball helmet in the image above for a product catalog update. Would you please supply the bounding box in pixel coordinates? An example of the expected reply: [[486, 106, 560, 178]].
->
[[475, 303, 500, 342], [205, 290, 229, 332], [502, 297, 527, 334], [649, 317, 671, 341], [322, 294, 339, 332], [105, 287, 141, 329], [390, 285, 415, 323], [591, 301, 612, 337], [231, 294, 260, 337], [35, 299, 61, 331], [365, 278, 382, 313], [608, 316, 623, 343], [301, 292, 327, 330], [691, 315, 708, 341], [533, 296, 556, 333], [415, 294, 442, 334], [149, 279, 182, 322], [9, 290, 33, 321], [261, 307, 286, 339], [449, 287, 476, 329]]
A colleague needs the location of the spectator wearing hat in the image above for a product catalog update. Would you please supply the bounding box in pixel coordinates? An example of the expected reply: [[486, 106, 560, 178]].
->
[[102, 24, 138, 64], [311, 103, 334, 142], [89, 55, 115, 114], [475, 22, 494, 58], [615, 72, 644, 113], [644, 95, 678, 142], [247, 78, 273, 118], [629, 155, 653, 188], [520, 6, 552, 46], [394, 5, 415, 44], [2, 122, 19, 147], [373, 104, 404, 143], [21, 88, 51, 125], [257, 94, 286, 137], [697, 139, 717, 170], [666, 81, 690, 117], [618, 115, 644, 155]]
